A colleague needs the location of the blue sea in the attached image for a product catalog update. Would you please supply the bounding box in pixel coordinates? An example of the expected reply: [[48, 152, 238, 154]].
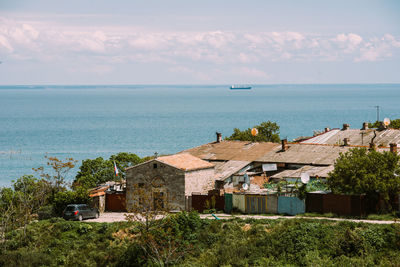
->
[[0, 84, 399, 187]]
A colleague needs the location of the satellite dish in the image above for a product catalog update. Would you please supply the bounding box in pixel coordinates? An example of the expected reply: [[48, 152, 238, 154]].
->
[[242, 183, 249, 190], [384, 118, 391, 126], [300, 173, 310, 184], [251, 128, 258, 136]]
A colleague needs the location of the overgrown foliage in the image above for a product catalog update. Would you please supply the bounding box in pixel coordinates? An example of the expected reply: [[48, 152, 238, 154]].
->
[[1, 215, 400, 266], [328, 148, 400, 211], [225, 121, 280, 143]]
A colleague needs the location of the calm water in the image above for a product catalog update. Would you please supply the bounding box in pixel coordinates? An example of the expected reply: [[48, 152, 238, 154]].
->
[[0, 84, 399, 186]]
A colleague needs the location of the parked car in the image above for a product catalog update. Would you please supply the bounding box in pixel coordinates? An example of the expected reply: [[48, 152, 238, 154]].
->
[[63, 204, 99, 221]]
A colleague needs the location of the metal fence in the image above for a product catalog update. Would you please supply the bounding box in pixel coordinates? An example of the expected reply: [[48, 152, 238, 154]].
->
[[306, 192, 365, 216], [191, 194, 225, 213]]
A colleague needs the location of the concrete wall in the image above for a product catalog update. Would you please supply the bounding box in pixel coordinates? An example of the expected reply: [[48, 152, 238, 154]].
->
[[233, 194, 246, 213], [126, 160, 186, 210], [184, 168, 215, 196]]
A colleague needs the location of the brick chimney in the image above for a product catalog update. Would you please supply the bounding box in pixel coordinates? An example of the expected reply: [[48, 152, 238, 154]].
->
[[369, 142, 376, 151], [342, 123, 350, 130], [390, 143, 398, 154], [343, 138, 350, 146], [281, 139, 288, 151], [361, 122, 369, 130], [216, 132, 222, 143]]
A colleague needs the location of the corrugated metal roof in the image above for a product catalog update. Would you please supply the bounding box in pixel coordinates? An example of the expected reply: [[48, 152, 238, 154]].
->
[[271, 165, 334, 179], [257, 143, 352, 165], [157, 153, 214, 171], [213, 160, 251, 181], [302, 128, 400, 146], [181, 140, 280, 161]]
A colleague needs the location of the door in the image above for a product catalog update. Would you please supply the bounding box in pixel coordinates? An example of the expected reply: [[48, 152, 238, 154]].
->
[[153, 192, 164, 210]]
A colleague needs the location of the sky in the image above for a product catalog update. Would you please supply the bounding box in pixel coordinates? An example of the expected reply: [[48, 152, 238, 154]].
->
[[0, 0, 399, 84]]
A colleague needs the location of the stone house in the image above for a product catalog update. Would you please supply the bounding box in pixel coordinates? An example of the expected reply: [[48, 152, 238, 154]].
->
[[125, 153, 215, 211]]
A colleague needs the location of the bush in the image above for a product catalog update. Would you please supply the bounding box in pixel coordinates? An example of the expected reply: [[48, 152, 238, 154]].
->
[[37, 205, 56, 220], [77, 224, 93, 234]]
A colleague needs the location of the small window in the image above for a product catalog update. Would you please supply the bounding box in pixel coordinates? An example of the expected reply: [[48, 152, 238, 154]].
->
[[153, 163, 157, 169]]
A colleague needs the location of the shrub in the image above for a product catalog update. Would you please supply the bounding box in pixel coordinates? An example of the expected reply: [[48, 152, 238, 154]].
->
[[37, 205, 56, 220], [77, 224, 93, 234]]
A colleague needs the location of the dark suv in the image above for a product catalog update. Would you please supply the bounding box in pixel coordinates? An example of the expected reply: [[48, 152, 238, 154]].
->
[[63, 204, 99, 221]]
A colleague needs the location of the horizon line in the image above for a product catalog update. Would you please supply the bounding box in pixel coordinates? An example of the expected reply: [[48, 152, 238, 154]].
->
[[0, 82, 399, 87]]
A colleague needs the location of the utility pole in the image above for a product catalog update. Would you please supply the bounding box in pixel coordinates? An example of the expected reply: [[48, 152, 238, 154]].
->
[[374, 105, 380, 122]]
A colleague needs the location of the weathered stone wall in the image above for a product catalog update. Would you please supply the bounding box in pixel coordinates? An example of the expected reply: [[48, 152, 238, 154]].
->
[[184, 168, 215, 195], [126, 160, 186, 210]]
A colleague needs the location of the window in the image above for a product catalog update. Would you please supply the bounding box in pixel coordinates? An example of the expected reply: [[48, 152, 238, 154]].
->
[[153, 163, 157, 169]]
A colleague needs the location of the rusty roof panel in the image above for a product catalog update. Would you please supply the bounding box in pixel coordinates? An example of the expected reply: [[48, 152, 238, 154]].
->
[[257, 143, 352, 165], [181, 140, 280, 162]]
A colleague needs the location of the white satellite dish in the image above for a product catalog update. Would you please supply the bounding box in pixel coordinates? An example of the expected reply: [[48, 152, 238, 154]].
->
[[242, 183, 249, 190], [300, 173, 310, 184], [384, 118, 391, 126]]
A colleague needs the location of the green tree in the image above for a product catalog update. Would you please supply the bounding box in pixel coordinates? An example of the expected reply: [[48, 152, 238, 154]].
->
[[0, 175, 50, 243], [33, 156, 77, 194], [225, 121, 280, 142], [52, 187, 90, 216], [110, 152, 142, 177], [369, 119, 400, 129], [73, 152, 142, 189], [328, 148, 400, 211]]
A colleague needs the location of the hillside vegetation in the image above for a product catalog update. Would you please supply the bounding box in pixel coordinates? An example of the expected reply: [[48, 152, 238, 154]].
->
[[1, 213, 400, 266]]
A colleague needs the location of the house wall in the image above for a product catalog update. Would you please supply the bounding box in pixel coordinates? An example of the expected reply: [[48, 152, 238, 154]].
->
[[184, 168, 215, 195], [126, 160, 186, 211], [89, 195, 105, 213]]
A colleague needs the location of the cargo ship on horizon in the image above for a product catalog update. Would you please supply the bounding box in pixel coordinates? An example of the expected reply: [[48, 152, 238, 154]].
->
[[230, 85, 252, 90]]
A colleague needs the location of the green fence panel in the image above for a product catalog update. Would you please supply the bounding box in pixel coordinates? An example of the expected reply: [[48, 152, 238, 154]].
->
[[278, 196, 305, 215], [224, 193, 233, 213]]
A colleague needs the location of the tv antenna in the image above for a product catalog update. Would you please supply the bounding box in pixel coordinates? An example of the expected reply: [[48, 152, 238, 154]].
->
[[374, 106, 380, 122]]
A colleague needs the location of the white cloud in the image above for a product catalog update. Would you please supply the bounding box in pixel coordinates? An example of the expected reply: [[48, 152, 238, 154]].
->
[[334, 33, 363, 53], [168, 66, 210, 81], [0, 17, 399, 67], [0, 35, 14, 52], [237, 67, 270, 79]]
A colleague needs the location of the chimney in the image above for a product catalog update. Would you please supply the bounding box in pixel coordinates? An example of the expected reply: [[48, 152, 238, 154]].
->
[[342, 123, 350, 130], [281, 139, 288, 151], [390, 143, 398, 154], [369, 142, 376, 151], [324, 127, 330, 132], [216, 132, 222, 143], [361, 122, 369, 130], [343, 138, 350, 146]]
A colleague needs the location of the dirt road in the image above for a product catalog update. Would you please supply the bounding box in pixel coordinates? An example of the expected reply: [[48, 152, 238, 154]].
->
[[85, 212, 399, 224]]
